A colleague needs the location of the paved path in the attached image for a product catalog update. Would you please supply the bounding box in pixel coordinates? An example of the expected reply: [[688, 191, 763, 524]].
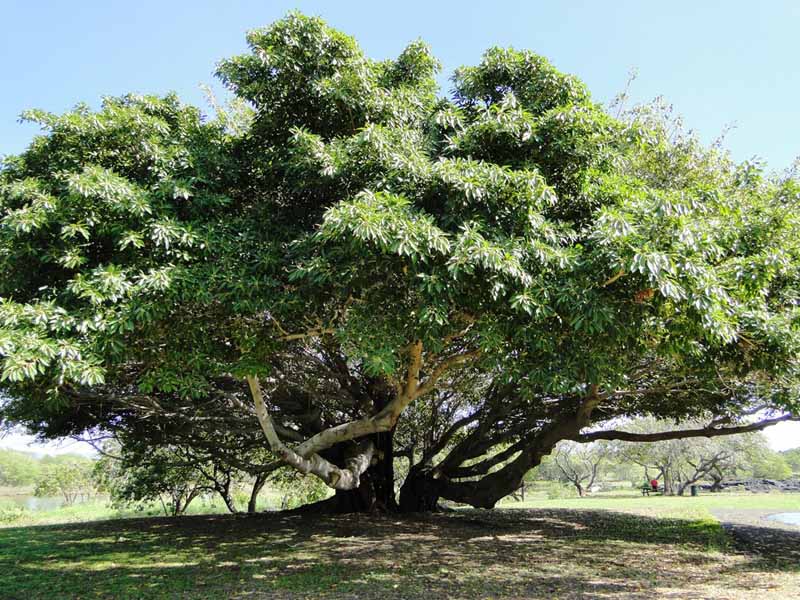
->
[[711, 509, 800, 566]]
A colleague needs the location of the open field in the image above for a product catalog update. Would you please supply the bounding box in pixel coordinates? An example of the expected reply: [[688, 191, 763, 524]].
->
[[0, 493, 798, 599], [499, 489, 800, 520], [0, 489, 287, 528]]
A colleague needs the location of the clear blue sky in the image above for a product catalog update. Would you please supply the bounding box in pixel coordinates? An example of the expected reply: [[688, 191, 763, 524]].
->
[[1, 1, 799, 170]]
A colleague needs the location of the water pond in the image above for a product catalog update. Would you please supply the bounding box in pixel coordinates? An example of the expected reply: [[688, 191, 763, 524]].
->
[[0, 494, 93, 511], [766, 512, 800, 526]]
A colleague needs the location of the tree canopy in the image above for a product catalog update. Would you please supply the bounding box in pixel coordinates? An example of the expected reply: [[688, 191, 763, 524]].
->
[[0, 448, 42, 486], [1, 12, 798, 512]]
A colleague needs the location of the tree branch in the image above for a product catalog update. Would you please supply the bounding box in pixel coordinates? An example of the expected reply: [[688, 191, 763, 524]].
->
[[246, 376, 375, 489], [578, 414, 799, 443], [420, 410, 482, 466], [602, 269, 625, 287], [246, 342, 480, 487], [414, 349, 481, 399]]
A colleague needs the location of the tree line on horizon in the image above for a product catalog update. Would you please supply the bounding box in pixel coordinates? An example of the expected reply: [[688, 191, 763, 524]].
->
[[3, 420, 799, 518]]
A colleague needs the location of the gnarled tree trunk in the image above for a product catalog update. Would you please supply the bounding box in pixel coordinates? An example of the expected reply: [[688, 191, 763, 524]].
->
[[289, 427, 399, 514], [328, 428, 399, 512], [399, 467, 442, 512]]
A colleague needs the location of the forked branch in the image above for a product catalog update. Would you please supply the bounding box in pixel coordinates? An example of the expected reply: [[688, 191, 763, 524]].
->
[[246, 341, 480, 488]]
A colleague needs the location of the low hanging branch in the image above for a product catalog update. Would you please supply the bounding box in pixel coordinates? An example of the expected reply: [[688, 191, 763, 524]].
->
[[577, 413, 799, 443], [246, 341, 480, 489], [247, 376, 376, 489]]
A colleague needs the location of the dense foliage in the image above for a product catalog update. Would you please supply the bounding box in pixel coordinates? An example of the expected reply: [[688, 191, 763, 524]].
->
[[1, 13, 798, 511], [94, 440, 271, 514], [33, 456, 94, 506], [782, 448, 800, 475], [0, 448, 41, 486]]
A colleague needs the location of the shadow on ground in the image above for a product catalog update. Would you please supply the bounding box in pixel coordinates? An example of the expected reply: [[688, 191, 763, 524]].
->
[[718, 521, 800, 568], [0, 509, 797, 599]]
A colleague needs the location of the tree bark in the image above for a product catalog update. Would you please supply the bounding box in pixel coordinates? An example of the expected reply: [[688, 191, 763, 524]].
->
[[399, 467, 442, 512], [324, 430, 399, 513], [286, 427, 400, 514], [218, 487, 238, 513], [248, 473, 268, 514], [371, 429, 399, 511]]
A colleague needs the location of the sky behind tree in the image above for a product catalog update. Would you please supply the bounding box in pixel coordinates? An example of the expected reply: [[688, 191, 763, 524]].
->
[[1, 1, 798, 451], [2, 1, 799, 169]]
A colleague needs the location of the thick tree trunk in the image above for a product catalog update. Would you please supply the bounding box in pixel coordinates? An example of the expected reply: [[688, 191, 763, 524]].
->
[[399, 468, 442, 512], [662, 471, 676, 496], [372, 429, 399, 511], [331, 428, 399, 512], [288, 427, 399, 514], [315, 380, 400, 513]]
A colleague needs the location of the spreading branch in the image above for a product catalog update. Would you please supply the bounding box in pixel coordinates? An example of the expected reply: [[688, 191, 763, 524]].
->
[[245, 340, 481, 488], [578, 414, 799, 443], [246, 376, 375, 489]]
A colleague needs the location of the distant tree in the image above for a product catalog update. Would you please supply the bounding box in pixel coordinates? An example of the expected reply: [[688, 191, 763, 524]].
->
[[612, 419, 785, 494], [0, 449, 41, 486], [748, 448, 792, 480], [95, 446, 205, 516], [782, 448, 800, 475], [551, 441, 609, 496], [601, 455, 641, 486], [94, 440, 273, 515], [34, 458, 94, 505]]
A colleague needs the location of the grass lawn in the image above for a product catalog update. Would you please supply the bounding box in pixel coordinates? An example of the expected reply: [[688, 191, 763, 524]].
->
[[499, 488, 800, 520], [0, 488, 288, 528], [0, 493, 798, 599]]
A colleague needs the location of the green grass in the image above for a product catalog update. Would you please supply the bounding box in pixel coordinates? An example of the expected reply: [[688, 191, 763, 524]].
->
[[500, 488, 800, 521], [0, 488, 287, 528], [6, 486, 794, 531], [0, 492, 797, 599], [0, 510, 734, 599]]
